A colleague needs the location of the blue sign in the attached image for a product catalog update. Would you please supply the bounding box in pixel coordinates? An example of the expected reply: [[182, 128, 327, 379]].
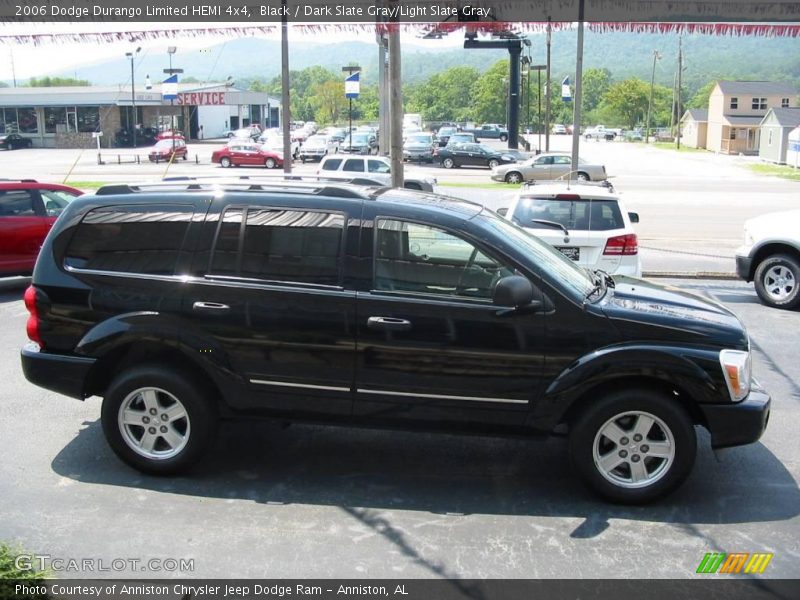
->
[[561, 76, 572, 102], [345, 72, 360, 99], [162, 74, 178, 101]]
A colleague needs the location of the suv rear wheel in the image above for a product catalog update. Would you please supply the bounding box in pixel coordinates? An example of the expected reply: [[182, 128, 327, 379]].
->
[[101, 365, 218, 475], [754, 253, 800, 309], [568, 388, 696, 503]]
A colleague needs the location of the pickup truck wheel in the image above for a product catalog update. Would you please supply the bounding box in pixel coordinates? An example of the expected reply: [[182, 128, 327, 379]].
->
[[499, 134, 508, 142], [568, 389, 696, 504], [442, 157, 455, 169], [754, 254, 800, 309], [101, 365, 218, 475]]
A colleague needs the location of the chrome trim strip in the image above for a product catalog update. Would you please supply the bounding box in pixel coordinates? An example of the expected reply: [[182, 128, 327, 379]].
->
[[357, 388, 528, 404], [250, 379, 351, 393], [64, 264, 186, 283]]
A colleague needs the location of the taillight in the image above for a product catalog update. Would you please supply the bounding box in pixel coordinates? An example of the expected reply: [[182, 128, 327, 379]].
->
[[603, 233, 638, 255], [24, 285, 43, 347]]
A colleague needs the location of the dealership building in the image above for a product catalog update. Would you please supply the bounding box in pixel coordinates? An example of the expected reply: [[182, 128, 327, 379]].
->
[[0, 83, 280, 148]]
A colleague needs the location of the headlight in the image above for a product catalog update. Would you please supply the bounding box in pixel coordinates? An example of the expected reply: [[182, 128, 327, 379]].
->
[[719, 349, 751, 401], [501, 155, 513, 161]]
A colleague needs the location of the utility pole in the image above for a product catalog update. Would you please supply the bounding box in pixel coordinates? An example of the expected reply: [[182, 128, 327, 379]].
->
[[280, 0, 291, 174], [388, 4, 403, 187], [10, 48, 16, 87], [125, 47, 141, 147], [570, 0, 585, 177], [645, 50, 661, 144], [545, 18, 551, 151], [676, 36, 683, 149], [377, 30, 389, 155]]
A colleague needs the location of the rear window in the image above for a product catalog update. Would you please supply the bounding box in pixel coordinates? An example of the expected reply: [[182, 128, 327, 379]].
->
[[321, 158, 343, 171], [512, 197, 624, 231], [65, 204, 194, 275]]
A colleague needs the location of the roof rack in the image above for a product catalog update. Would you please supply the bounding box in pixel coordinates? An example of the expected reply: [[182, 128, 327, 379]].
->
[[522, 179, 615, 193], [95, 175, 383, 199]]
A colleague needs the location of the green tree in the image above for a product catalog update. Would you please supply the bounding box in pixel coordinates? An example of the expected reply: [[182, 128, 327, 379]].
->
[[581, 68, 612, 113], [599, 78, 652, 128], [471, 59, 509, 123], [688, 81, 716, 109], [406, 66, 480, 121], [354, 84, 379, 122], [27, 76, 90, 87], [311, 80, 348, 125]]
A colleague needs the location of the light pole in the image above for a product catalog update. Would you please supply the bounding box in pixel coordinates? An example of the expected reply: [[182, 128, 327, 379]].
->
[[125, 47, 141, 147], [645, 50, 661, 144], [528, 64, 546, 151], [163, 46, 183, 151]]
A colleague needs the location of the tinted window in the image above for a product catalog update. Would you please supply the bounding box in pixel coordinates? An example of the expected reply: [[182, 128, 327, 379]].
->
[[343, 159, 365, 172], [321, 158, 343, 171], [552, 156, 571, 165], [512, 198, 624, 231], [65, 204, 194, 274], [210, 207, 344, 286], [375, 219, 513, 299], [0, 190, 36, 217], [367, 159, 390, 174]]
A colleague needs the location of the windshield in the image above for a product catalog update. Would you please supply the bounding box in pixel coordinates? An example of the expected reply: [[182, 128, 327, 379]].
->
[[407, 134, 432, 144], [348, 134, 369, 144], [439, 128, 456, 136], [306, 136, 326, 145], [512, 197, 624, 231], [475, 211, 594, 298]]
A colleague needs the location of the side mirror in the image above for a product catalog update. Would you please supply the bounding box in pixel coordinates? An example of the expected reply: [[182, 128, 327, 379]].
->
[[628, 212, 640, 223], [496, 207, 509, 217], [493, 275, 535, 308]]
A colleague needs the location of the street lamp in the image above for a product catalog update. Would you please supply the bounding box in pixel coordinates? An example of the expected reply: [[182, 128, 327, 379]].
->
[[645, 50, 662, 144], [163, 46, 183, 148], [125, 47, 141, 147]]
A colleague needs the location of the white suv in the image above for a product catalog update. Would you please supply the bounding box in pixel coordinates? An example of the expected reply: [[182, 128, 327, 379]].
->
[[316, 154, 436, 192], [736, 209, 800, 309], [500, 181, 642, 277]]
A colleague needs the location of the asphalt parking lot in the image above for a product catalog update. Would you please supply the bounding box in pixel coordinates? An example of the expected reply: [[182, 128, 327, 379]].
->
[[2, 135, 798, 275], [0, 277, 798, 579]]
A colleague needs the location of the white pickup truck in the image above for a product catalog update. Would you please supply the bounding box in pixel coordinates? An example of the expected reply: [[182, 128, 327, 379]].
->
[[584, 125, 618, 141]]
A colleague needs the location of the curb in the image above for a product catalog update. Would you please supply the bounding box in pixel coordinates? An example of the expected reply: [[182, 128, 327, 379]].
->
[[643, 271, 738, 280]]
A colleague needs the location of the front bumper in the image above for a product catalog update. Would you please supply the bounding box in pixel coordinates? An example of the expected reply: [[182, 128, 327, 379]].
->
[[21, 343, 96, 400], [735, 252, 753, 281], [490, 171, 505, 182], [699, 383, 771, 449]]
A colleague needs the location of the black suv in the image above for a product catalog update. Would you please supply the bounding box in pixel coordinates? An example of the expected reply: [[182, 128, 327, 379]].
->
[[21, 179, 770, 503]]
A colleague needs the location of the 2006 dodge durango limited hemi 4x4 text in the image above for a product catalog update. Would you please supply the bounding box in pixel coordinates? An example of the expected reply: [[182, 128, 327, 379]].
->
[[21, 179, 770, 503]]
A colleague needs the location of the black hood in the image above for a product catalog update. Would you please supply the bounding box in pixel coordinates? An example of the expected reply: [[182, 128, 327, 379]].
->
[[598, 277, 748, 350]]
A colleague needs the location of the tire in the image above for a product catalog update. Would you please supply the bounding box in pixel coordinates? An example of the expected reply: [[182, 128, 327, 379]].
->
[[499, 134, 508, 142], [505, 171, 523, 184], [488, 159, 500, 169], [753, 253, 800, 309], [265, 158, 277, 169], [442, 157, 455, 169], [220, 157, 231, 168], [576, 172, 590, 182], [182, 153, 187, 161], [568, 388, 696, 504], [101, 364, 218, 475]]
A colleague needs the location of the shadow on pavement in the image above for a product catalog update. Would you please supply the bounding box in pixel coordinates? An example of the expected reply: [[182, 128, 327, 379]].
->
[[52, 417, 800, 538]]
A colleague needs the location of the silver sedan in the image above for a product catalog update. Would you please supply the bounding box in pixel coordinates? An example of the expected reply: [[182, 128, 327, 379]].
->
[[491, 152, 607, 184]]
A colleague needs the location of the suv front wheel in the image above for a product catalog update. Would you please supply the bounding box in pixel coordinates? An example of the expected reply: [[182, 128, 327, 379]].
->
[[101, 365, 218, 475], [754, 253, 800, 309], [568, 388, 696, 503]]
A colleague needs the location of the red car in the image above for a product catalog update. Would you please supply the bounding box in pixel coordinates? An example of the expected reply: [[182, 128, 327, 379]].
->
[[0, 180, 83, 276], [148, 138, 188, 162], [212, 143, 283, 169], [155, 130, 184, 140]]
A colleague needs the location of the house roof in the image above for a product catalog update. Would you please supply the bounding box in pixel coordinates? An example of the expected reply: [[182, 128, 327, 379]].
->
[[721, 115, 764, 127], [716, 81, 798, 96], [682, 108, 708, 122], [761, 107, 800, 128]]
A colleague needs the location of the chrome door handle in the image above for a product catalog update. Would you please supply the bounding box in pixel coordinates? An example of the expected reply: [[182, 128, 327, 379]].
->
[[192, 301, 230, 312], [367, 316, 412, 332]]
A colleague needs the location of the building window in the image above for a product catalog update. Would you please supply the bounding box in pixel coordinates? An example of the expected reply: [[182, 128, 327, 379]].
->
[[76, 106, 100, 133], [44, 107, 68, 134], [781, 98, 790, 108], [751, 97, 767, 110], [730, 97, 738, 109], [17, 107, 38, 134], [730, 129, 736, 140]]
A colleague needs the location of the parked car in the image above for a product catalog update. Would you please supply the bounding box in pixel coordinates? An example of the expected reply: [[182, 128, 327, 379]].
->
[[0, 179, 83, 276], [317, 154, 435, 191], [498, 181, 641, 276], [735, 209, 800, 309], [584, 125, 617, 141], [212, 144, 283, 169], [445, 132, 476, 146], [625, 128, 644, 142], [21, 178, 770, 503], [147, 138, 188, 162], [341, 132, 378, 155], [298, 134, 338, 163], [259, 135, 299, 160], [463, 124, 509, 141], [229, 127, 260, 142], [0, 133, 33, 150], [436, 126, 458, 146], [437, 143, 516, 169], [403, 132, 436, 162], [490, 152, 607, 183], [552, 124, 568, 135], [324, 127, 348, 143]]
